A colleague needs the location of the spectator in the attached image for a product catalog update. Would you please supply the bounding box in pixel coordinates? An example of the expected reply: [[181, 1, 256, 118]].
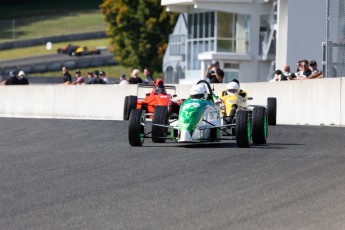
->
[[205, 60, 224, 83], [86, 70, 106, 84], [86, 71, 94, 81], [295, 60, 312, 79], [93, 70, 99, 78], [99, 71, 109, 84], [143, 68, 154, 84], [307, 60, 323, 79], [1, 70, 20, 85], [119, 74, 129, 85], [271, 64, 295, 81], [128, 69, 143, 84], [61, 66, 72, 84], [18, 70, 29, 85], [71, 70, 85, 85]]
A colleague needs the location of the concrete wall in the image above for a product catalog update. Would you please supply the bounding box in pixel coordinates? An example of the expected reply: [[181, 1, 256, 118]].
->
[[0, 78, 343, 126]]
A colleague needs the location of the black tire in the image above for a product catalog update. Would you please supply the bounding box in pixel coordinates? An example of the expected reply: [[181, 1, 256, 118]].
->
[[123, 96, 129, 120], [267, 97, 277, 125], [124, 96, 137, 120], [236, 110, 251, 148], [152, 106, 169, 143], [225, 108, 236, 124], [252, 106, 267, 144], [128, 109, 146, 146]]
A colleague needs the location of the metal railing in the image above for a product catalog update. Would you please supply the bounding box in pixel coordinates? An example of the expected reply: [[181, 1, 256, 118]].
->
[[324, 0, 345, 78]]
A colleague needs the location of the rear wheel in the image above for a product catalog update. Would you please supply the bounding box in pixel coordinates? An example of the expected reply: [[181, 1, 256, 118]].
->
[[128, 109, 146, 146], [267, 97, 277, 125], [152, 106, 169, 143], [236, 110, 251, 148], [123, 96, 137, 120], [252, 106, 267, 144], [123, 96, 129, 120]]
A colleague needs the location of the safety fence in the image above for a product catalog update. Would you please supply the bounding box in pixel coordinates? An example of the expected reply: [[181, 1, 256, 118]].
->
[[324, 0, 345, 78]]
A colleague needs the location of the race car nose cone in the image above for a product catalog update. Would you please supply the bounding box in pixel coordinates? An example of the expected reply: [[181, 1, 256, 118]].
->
[[179, 130, 192, 142]]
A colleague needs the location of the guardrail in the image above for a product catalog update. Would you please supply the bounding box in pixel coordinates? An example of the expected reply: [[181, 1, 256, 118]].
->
[[0, 52, 116, 78], [0, 78, 343, 126]]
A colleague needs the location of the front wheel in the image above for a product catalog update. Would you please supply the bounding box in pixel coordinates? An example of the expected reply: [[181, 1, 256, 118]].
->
[[128, 109, 146, 146], [252, 106, 267, 144], [236, 109, 251, 148], [152, 106, 169, 143]]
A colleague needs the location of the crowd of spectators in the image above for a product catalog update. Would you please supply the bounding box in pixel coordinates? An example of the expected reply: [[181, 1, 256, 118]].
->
[[0, 70, 29, 85], [271, 59, 323, 82], [56, 66, 158, 86], [59, 67, 111, 85]]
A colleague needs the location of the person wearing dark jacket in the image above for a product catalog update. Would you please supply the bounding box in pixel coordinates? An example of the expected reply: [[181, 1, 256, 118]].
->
[[3, 70, 20, 85], [61, 66, 72, 84], [86, 70, 106, 84]]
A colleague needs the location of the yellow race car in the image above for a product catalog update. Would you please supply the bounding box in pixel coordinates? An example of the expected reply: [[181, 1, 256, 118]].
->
[[70, 46, 101, 56], [219, 82, 277, 127], [219, 81, 276, 145]]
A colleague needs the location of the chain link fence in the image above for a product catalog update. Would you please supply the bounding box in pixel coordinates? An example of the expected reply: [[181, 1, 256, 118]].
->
[[325, 0, 345, 78], [0, 10, 106, 43]]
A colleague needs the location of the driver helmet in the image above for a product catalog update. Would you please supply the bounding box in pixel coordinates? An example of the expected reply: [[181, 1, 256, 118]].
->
[[155, 83, 166, 94], [231, 79, 240, 86], [227, 81, 240, 94], [190, 84, 207, 99]]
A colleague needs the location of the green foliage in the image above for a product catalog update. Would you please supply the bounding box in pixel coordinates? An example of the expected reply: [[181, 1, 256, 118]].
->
[[100, 0, 177, 73]]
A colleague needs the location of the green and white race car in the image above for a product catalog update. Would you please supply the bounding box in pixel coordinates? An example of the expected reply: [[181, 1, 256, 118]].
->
[[128, 80, 268, 147]]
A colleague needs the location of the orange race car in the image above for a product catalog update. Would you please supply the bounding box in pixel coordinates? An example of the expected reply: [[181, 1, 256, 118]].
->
[[123, 80, 183, 120]]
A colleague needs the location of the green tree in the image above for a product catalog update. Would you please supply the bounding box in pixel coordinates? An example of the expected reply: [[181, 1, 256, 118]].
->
[[100, 0, 177, 73]]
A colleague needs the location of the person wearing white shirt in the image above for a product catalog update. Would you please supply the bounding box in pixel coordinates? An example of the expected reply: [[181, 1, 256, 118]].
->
[[119, 74, 129, 85]]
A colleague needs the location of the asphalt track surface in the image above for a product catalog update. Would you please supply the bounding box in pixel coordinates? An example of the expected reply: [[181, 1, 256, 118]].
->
[[0, 49, 112, 68], [1, 118, 345, 230]]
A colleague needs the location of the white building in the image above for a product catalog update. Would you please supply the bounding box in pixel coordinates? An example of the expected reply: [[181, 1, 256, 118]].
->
[[162, 0, 326, 84]]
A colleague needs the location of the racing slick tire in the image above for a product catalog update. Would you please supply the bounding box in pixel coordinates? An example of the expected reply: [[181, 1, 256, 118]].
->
[[152, 106, 169, 143], [267, 97, 277, 125], [128, 109, 146, 146], [123, 96, 129, 120], [236, 109, 251, 148], [123, 96, 137, 120], [225, 108, 236, 124], [252, 106, 268, 144]]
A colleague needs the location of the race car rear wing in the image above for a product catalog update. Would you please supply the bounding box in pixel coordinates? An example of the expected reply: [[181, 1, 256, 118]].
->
[[137, 84, 176, 90]]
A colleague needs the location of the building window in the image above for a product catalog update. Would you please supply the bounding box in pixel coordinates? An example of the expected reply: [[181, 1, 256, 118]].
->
[[187, 11, 250, 70], [223, 62, 240, 83], [217, 12, 249, 53]]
